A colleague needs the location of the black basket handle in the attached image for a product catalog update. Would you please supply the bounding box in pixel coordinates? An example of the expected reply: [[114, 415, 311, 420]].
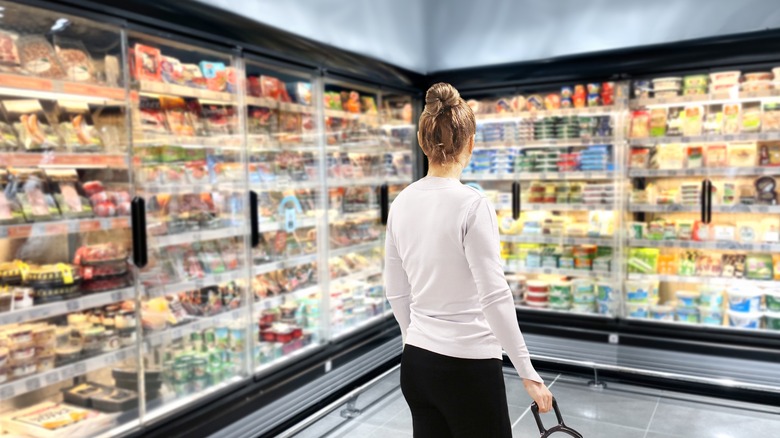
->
[[531, 398, 583, 438]]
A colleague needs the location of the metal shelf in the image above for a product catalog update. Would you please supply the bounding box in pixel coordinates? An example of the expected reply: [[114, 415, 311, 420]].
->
[[505, 266, 613, 278], [522, 203, 615, 212], [475, 105, 618, 123], [138, 80, 234, 103], [501, 234, 614, 246], [145, 269, 245, 298], [0, 347, 134, 401], [255, 284, 321, 311], [150, 227, 244, 248], [330, 241, 382, 258], [254, 253, 318, 276], [629, 131, 780, 146], [140, 182, 244, 195], [0, 73, 125, 104], [0, 217, 131, 239], [0, 287, 135, 326], [630, 89, 780, 108], [144, 307, 247, 349], [628, 204, 780, 214], [258, 217, 318, 233], [627, 273, 777, 287], [627, 238, 780, 252], [628, 167, 780, 178], [464, 171, 615, 181], [251, 180, 321, 191], [245, 96, 315, 114], [330, 267, 383, 284], [0, 152, 129, 169]]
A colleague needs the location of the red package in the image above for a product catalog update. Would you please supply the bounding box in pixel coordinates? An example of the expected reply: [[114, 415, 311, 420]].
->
[[248, 76, 262, 97], [134, 44, 162, 81], [260, 75, 283, 100]]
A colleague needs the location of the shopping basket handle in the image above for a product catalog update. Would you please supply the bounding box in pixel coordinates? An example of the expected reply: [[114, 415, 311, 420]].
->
[[531, 398, 584, 438]]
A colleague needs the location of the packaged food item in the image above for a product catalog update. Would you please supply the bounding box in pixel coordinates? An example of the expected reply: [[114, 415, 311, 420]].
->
[[138, 98, 168, 135], [133, 43, 162, 81], [653, 77, 682, 91], [7, 168, 61, 221], [526, 95, 543, 110], [55, 101, 103, 151], [25, 263, 82, 303], [63, 382, 138, 412], [745, 254, 774, 280], [630, 111, 650, 138], [682, 105, 703, 136], [53, 37, 95, 82], [685, 145, 704, 168], [0, 170, 24, 225], [728, 142, 757, 167], [544, 93, 561, 110], [1, 401, 106, 436], [0, 30, 20, 67], [3, 99, 63, 150], [705, 144, 727, 167], [324, 91, 342, 110], [160, 55, 185, 85], [665, 107, 683, 136], [703, 108, 723, 135], [201, 104, 233, 135], [709, 71, 741, 86], [744, 72, 772, 82], [722, 103, 741, 134], [648, 108, 667, 137], [17, 36, 65, 78], [742, 80, 772, 92], [182, 63, 206, 88], [45, 169, 92, 218], [361, 95, 377, 113], [633, 80, 651, 98], [741, 105, 762, 132], [199, 61, 227, 92], [104, 55, 120, 86], [160, 96, 195, 137]]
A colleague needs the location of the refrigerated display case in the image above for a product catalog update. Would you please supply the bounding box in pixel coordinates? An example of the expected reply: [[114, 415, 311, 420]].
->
[[461, 83, 630, 320], [0, 2, 139, 437], [626, 71, 780, 333]]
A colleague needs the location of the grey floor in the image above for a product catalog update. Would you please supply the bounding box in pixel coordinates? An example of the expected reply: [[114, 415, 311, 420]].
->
[[293, 368, 780, 438]]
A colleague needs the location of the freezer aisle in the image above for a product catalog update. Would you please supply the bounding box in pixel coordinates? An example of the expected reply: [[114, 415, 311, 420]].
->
[[290, 367, 780, 438]]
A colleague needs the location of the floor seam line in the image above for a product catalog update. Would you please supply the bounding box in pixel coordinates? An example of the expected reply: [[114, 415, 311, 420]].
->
[[643, 397, 661, 438], [512, 373, 561, 429]]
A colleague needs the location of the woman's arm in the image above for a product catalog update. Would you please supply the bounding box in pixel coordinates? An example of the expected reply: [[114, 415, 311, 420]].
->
[[463, 196, 543, 384], [385, 215, 412, 341]]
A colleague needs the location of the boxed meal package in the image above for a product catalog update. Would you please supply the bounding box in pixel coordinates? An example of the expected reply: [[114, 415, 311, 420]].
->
[[53, 37, 95, 82], [199, 61, 227, 92], [160, 55, 185, 85], [54, 101, 102, 151], [2, 401, 109, 438], [182, 63, 206, 89], [7, 168, 61, 222], [45, 169, 92, 219], [138, 98, 168, 135], [133, 43, 161, 82], [3, 100, 63, 150]]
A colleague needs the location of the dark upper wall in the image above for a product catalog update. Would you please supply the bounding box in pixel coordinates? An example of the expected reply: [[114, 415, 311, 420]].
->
[[49, 0, 426, 92]]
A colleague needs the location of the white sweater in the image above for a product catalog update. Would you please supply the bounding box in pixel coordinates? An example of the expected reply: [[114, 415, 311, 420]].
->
[[385, 176, 542, 383]]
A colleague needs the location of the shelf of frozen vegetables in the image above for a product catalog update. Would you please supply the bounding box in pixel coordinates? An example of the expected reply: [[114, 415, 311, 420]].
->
[[255, 284, 321, 311], [628, 204, 780, 214], [0, 152, 129, 169], [629, 131, 780, 146], [136, 80, 234, 103], [258, 217, 317, 233], [143, 307, 246, 350], [628, 167, 780, 178], [0, 287, 136, 326], [627, 273, 778, 287], [332, 310, 393, 341], [330, 241, 382, 258], [0, 73, 126, 104], [505, 266, 613, 279], [521, 203, 615, 212], [254, 253, 318, 276], [144, 269, 246, 298], [627, 239, 780, 252], [501, 235, 615, 246], [630, 89, 780, 108], [0, 217, 131, 239], [150, 227, 245, 249], [0, 346, 135, 402], [141, 182, 244, 195]]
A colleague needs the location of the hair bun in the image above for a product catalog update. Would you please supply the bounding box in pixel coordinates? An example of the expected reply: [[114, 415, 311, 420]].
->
[[424, 82, 461, 116]]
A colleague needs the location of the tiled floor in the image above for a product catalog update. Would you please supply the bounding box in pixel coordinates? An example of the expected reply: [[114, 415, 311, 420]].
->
[[294, 368, 780, 438]]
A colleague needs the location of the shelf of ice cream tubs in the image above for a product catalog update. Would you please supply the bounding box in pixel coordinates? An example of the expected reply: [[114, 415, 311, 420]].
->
[[501, 234, 615, 247], [627, 238, 780, 252], [628, 203, 780, 214], [628, 167, 780, 178], [628, 131, 780, 146], [0, 152, 129, 169], [0, 217, 131, 239], [0, 73, 126, 105], [136, 80, 234, 103]]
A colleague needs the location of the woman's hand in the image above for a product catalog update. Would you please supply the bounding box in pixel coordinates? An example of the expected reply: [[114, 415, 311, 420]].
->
[[523, 379, 553, 413]]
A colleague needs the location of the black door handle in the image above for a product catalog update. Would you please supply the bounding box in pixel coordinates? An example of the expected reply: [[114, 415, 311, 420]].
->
[[131, 197, 148, 268], [380, 183, 389, 225], [700, 179, 713, 224], [706, 179, 713, 224], [512, 181, 521, 220], [249, 190, 260, 247]]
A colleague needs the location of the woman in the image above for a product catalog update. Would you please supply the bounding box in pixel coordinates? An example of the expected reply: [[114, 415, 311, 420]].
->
[[385, 82, 553, 437]]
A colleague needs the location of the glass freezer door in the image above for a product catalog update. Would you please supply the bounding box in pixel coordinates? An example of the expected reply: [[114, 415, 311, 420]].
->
[[243, 59, 324, 374], [128, 32, 251, 423], [0, 2, 139, 436]]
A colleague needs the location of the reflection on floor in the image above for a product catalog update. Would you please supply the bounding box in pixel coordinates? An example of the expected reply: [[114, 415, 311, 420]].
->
[[293, 368, 780, 438]]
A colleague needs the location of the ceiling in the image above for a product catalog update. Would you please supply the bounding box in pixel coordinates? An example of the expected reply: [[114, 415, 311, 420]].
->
[[199, 0, 780, 74]]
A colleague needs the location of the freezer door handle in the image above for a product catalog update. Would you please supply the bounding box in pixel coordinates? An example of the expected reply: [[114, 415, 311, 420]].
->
[[250, 191, 260, 247], [380, 183, 389, 225], [131, 197, 148, 268], [701, 179, 713, 224], [706, 179, 713, 224], [512, 181, 521, 220]]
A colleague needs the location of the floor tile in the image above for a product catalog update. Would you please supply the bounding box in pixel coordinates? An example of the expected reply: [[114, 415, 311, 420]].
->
[[647, 398, 780, 437], [512, 414, 646, 438]]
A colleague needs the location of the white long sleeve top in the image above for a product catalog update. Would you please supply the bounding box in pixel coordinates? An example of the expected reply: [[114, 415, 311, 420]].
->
[[384, 175, 542, 383]]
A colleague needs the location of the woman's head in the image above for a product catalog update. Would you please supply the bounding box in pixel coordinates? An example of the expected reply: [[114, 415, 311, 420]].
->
[[418, 82, 476, 167]]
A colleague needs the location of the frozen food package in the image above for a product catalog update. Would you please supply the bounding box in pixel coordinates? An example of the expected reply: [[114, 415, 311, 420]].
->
[[649, 108, 667, 137], [0, 169, 24, 224], [630, 111, 650, 138], [727, 142, 757, 167], [160, 55, 184, 85], [0, 29, 20, 67], [741, 104, 762, 133], [53, 37, 95, 82], [201, 104, 233, 135], [8, 168, 61, 221], [160, 96, 195, 136], [361, 96, 378, 114], [289, 82, 312, 106], [182, 63, 206, 89], [45, 169, 92, 218], [682, 105, 703, 136], [92, 106, 126, 151], [133, 43, 161, 81], [200, 61, 227, 91], [0, 109, 20, 150], [138, 98, 168, 135], [247, 106, 276, 137], [1, 401, 109, 438], [665, 107, 684, 137], [722, 103, 741, 134], [17, 36, 65, 78], [703, 107, 723, 135], [3, 99, 63, 150], [705, 144, 727, 168], [104, 55, 120, 86], [247, 76, 262, 97], [55, 100, 103, 151]]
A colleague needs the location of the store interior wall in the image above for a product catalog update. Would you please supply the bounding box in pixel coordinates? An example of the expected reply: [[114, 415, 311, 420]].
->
[[198, 0, 780, 74]]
